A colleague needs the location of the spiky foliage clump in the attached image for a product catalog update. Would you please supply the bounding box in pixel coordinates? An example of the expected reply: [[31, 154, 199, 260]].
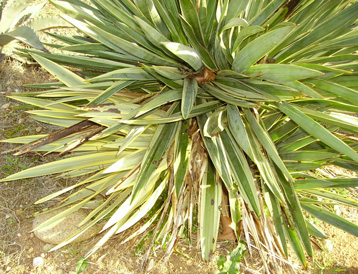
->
[[0, 0, 70, 54], [2, 0, 358, 271]]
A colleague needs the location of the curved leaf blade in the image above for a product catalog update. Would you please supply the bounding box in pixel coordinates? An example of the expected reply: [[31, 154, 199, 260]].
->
[[232, 26, 294, 73]]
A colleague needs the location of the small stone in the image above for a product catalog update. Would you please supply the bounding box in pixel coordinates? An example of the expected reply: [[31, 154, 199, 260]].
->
[[47, 266, 55, 272], [33, 206, 102, 244], [147, 259, 154, 272], [1, 103, 10, 109], [33, 257, 44, 267], [36, 126, 42, 133]]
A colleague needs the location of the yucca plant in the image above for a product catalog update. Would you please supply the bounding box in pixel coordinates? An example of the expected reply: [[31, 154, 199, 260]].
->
[[2, 0, 358, 271], [0, 0, 71, 56]]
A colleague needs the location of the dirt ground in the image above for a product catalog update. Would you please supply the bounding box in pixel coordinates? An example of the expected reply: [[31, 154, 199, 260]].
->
[[1, 3, 358, 273]]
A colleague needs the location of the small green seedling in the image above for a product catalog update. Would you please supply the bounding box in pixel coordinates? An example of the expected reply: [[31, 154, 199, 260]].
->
[[76, 256, 89, 274], [216, 242, 247, 274], [2, 157, 26, 175]]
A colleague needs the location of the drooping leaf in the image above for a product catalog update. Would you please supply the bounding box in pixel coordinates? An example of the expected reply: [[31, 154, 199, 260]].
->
[[31, 54, 85, 87], [232, 25, 294, 72]]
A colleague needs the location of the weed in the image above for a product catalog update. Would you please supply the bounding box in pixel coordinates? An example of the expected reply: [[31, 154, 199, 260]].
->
[[76, 256, 89, 274], [216, 242, 246, 274], [1, 157, 26, 175]]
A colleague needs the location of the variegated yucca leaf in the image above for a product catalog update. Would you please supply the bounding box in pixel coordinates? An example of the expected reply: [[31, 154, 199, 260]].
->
[[2, 0, 358, 271], [0, 0, 71, 53]]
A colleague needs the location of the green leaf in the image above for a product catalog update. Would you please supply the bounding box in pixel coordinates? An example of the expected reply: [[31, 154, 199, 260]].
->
[[87, 80, 134, 106], [89, 67, 154, 82], [203, 107, 228, 137], [0, 26, 46, 50], [275, 167, 313, 257], [152, 66, 188, 80], [243, 109, 293, 182], [121, 100, 222, 125], [179, 0, 205, 45], [265, 189, 287, 255], [63, 15, 177, 66], [302, 204, 358, 237], [307, 79, 358, 105], [181, 78, 198, 119], [162, 42, 203, 71], [179, 16, 217, 69], [174, 121, 191, 198], [232, 25, 264, 52], [200, 162, 222, 260], [249, 0, 286, 26], [202, 84, 258, 107], [294, 178, 358, 189], [30, 54, 85, 87], [76, 257, 89, 274], [286, 226, 306, 267], [276, 2, 358, 62], [0, 151, 138, 182], [303, 189, 358, 208], [244, 64, 324, 83], [277, 102, 358, 162], [227, 104, 253, 159], [198, 112, 234, 192], [135, 89, 182, 118], [283, 80, 323, 99], [306, 221, 326, 239], [131, 113, 179, 200], [232, 26, 294, 72], [220, 18, 248, 34], [220, 130, 260, 217], [134, 16, 170, 48]]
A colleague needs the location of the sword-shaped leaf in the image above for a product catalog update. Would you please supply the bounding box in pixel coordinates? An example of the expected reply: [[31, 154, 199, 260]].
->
[[244, 64, 323, 84], [162, 42, 203, 71], [87, 80, 133, 106], [134, 89, 182, 118], [243, 108, 293, 182], [307, 79, 358, 105], [294, 178, 358, 190], [197, 111, 234, 192], [277, 102, 358, 162], [0, 150, 136, 182], [31, 54, 85, 87], [200, 162, 222, 260], [232, 25, 294, 72], [131, 109, 179, 200], [89, 67, 154, 82], [181, 78, 198, 119], [174, 121, 191, 198], [203, 107, 227, 137], [221, 130, 260, 217], [302, 204, 358, 237]]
